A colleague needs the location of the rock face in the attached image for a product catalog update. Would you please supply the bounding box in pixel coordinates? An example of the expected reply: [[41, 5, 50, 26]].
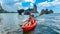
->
[[17, 9, 24, 15], [0, 3, 7, 13], [24, 4, 38, 15], [17, 4, 37, 15], [0, 3, 2, 10], [49, 10, 53, 13], [40, 9, 53, 16], [17, 4, 38, 15], [24, 4, 38, 13]]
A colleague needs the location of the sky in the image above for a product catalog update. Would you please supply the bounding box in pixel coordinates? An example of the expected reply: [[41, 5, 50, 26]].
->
[[0, 0, 60, 13]]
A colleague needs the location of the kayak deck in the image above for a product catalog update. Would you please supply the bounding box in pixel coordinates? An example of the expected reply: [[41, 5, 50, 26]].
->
[[21, 20, 37, 32]]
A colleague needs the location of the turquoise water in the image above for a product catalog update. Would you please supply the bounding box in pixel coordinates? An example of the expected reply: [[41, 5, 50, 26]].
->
[[0, 13, 60, 34]]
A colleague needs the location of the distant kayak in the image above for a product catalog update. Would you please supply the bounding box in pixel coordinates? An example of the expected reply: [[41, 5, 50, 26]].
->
[[21, 19, 37, 32]]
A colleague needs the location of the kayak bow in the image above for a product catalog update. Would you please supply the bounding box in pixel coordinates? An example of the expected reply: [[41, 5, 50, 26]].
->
[[21, 19, 37, 32]]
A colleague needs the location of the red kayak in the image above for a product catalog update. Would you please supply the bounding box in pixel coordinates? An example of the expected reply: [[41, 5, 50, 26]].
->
[[21, 19, 37, 32]]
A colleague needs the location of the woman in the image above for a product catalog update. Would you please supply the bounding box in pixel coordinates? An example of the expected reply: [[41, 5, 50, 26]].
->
[[26, 15, 35, 26]]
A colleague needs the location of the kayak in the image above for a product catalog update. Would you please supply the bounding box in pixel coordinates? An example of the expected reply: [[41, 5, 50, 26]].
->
[[21, 19, 37, 32]]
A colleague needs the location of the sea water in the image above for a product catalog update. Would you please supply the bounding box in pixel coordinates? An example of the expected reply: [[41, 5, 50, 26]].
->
[[0, 13, 60, 34]]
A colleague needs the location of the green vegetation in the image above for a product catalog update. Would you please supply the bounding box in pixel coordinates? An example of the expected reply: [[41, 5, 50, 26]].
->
[[0, 9, 5, 13], [0, 9, 17, 13]]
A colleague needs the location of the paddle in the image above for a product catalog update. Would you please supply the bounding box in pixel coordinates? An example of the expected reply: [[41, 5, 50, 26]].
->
[[34, 16, 39, 18], [34, 13, 45, 18], [19, 20, 28, 27], [19, 14, 43, 26], [24, 15, 40, 22]]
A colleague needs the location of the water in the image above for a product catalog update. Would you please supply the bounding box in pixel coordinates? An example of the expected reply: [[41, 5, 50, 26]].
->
[[0, 13, 60, 34]]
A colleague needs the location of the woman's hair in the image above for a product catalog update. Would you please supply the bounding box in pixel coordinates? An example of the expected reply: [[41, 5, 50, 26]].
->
[[29, 14, 34, 17]]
